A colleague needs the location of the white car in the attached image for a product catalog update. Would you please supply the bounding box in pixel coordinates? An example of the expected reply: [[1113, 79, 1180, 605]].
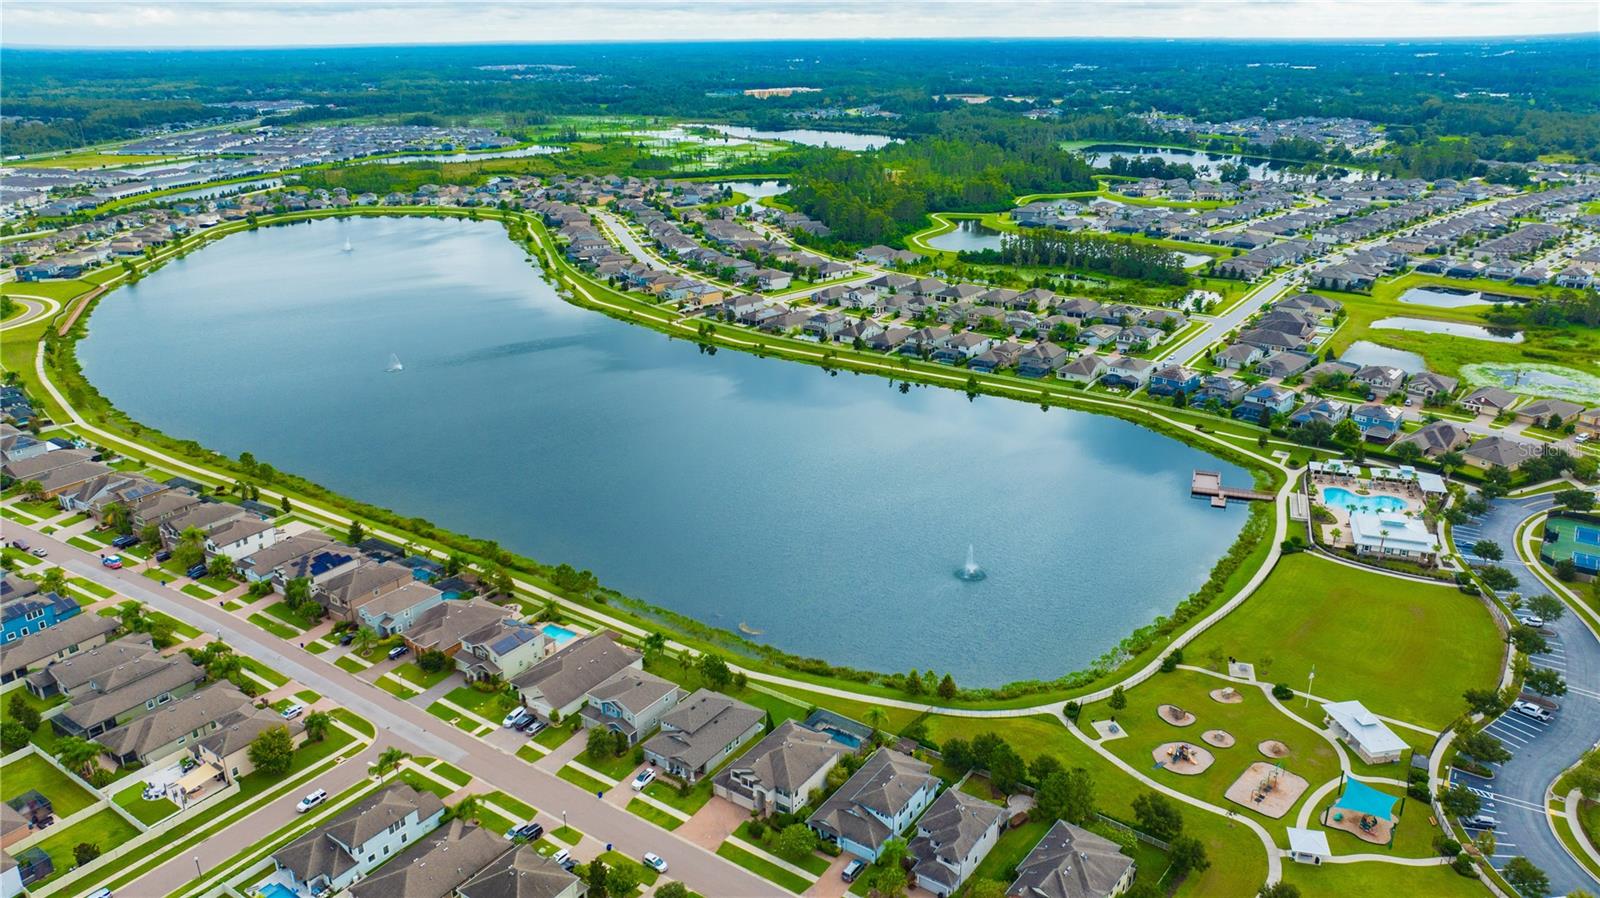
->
[[643, 852, 668, 874], [502, 706, 530, 728], [1576, 433, 1591, 444], [280, 703, 304, 720], [296, 788, 328, 813], [631, 768, 656, 791], [1515, 615, 1544, 629], [1512, 701, 1553, 723]]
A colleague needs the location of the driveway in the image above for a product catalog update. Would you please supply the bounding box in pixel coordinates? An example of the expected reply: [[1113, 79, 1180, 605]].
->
[[677, 796, 747, 850], [1450, 495, 1600, 895]]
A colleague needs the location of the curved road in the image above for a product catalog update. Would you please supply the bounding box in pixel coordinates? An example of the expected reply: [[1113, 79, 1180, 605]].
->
[[1452, 494, 1600, 896], [0, 292, 58, 330]]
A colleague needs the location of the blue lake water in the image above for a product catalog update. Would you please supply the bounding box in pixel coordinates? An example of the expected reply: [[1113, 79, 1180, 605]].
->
[[77, 215, 1249, 686], [927, 220, 1006, 253]]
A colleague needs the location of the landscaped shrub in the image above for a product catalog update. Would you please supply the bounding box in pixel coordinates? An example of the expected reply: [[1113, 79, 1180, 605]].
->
[[1160, 650, 1182, 673], [1450, 853, 1478, 878], [73, 842, 101, 865], [1063, 701, 1080, 721], [1271, 683, 1294, 700], [1433, 835, 1462, 857]]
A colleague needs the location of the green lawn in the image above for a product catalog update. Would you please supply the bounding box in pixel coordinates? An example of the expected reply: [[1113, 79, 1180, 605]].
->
[[443, 684, 519, 719], [534, 720, 580, 750], [549, 825, 582, 845], [425, 700, 487, 735], [599, 850, 660, 888], [969, 819, 1050, 884], [516, 743, 545, 764], [641, 778, 714, 815], [378, 676, 422, 700], [330, 708, 375, 739], [579, 748, 640, 781], [392, 661, 453, 690], [294, 689, 321, 704], [0, 688, 70, 753], [182, 584, 214, 600], [68, 577, 114, 598], [732, 821, 830, 874], [431, 761, 473, 788], [716, 841, 811, 893], [1185, 553, 1501, 729], [238, 655, 289, 687], [0, 752, 98, 816], [627, 797, 684, 830], [484, 790, 536, 820], [25, 807, 141, 887], [1282, 856, 1490, 898], [247, 612, 299, 639], [304, 639, 329, 654], [396, 767, 455, 799], [557, 765, 611, 795], [261, 600, 317, 631], [335, 655, 367, 674], [113, 781, 177, 825]]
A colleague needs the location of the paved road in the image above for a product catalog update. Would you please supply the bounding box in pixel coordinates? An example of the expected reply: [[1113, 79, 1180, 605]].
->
[[1452, 495, 1600, 896], [0, 293, 57, 330], [1176, 272, 1292, 366], [17, 524, 781, 898]]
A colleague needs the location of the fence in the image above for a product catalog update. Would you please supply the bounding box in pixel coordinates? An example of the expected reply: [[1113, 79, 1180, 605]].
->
[[1093, 812, 1172, 851]]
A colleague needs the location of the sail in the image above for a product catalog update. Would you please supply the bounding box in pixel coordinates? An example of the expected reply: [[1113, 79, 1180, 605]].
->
[[386, 353, 403, 373]]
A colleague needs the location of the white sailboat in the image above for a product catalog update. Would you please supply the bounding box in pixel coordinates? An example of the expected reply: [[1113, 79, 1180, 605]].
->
[[386, 353, 403, 373], [342, 238, 353, 253]]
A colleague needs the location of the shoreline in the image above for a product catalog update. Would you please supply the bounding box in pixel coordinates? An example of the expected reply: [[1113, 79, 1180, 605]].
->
[[17, 205, 1284, 708]]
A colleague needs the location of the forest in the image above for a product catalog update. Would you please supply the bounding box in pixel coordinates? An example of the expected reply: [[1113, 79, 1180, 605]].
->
[[964, 230, 1192, 285]]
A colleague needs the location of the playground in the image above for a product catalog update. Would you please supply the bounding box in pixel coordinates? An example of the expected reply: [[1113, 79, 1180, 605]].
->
[[1320, 778, 1403, 847], [1225, 762, 1309, 819], [1158, 704, 1196, 726], [1153, 741, 1215, 775]]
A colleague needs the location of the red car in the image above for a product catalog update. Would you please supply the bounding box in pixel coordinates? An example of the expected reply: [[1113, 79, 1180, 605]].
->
[[101, 555, 123, 570]]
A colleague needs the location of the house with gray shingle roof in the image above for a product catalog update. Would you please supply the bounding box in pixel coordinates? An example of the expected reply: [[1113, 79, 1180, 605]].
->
[[910, 789, 1005, 896], [97, 682, 265, 767], [513, 631, 641, 720], [713, 721, 848, 816], [348, 819, 507, 898], [272, 784, 446, 897], [581, 667, 682, 745], [1462, 435, 1541, 471], [642, 689, 764, 783], [1006, 820, 1135, 898], [809, 748, 940, 861], [456, 843, 584, 898], [0, 612, 118, 685]]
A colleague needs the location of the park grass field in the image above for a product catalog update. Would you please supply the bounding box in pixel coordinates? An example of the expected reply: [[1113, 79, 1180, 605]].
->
[[1185, 553, 1501, 730], [12, 152, 182, 169]]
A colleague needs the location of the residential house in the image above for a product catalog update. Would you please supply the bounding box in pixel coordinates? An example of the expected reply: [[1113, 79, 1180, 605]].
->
[[1057, 355, 1107, 385], [641, 689, 765, 784], [1460, 386, 1518, 417], [1255, 350, 1316, 380], [456, 844, 585, 898], [1005, 820, 1135, 898], [1100, 356, 1154, 389], [1395, 421, 1471, 458], [713, 721, 848, 816], [1015, 343, 1069, 378], [347, 820, 509, 898], [1351, 404, 1405, 442], [454, 618, 548, 683], [270, 785, 446, 897], [354, 581, 447, 637], [1461, 435, 1540, 471], [513, 631, 641, 721], [1147, 365, 1201, 398], [1078, 324, 1121, 349], [910, 790, 1005, 897], [234, 533, 338, 584], [402, 599, 515, 657], [315, 561, 413, 621], [1289, 399, 1350, 428], [1191, 375, 1248, 409], [1353, 365, 1407, 397], [192, 701, 306, 782], [1577, 407, 1600, 438], [809, 749, 940, 861], [1, 583, 79, 647], [203, 518, 282, 563], [1515, 398, 1585, 428], [97, 683, 272, 767], [1234, 385, 1298, 424], [0, 613, 118, 684], [1213, 344, 1264, 370], [581, 668, 683, 745], [51, 650, 205, 738], [1405, 372, 1459, 403]]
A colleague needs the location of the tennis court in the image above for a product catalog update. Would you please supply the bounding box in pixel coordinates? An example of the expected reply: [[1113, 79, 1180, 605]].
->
[[1574, 524, 1600, 547], [1541, 515, 1600, 575]]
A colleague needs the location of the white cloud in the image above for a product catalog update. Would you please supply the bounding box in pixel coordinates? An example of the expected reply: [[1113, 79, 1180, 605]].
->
[[2, 0, 1595, 47]]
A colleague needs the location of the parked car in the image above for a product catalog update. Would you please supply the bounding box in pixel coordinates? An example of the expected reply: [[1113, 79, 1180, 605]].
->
[[631, 768, 656, 791], [642, 853, 668, 874], [280, 703, 304, 720], [842, 859, 866, 883], [111, 534, 140, 549], [87, 889, 113, 898], [506, 821, 544, 841], [338, 631, 356, 646], [296, 788, 328, 813], [186, 563, 207, 579], [154, 549, 172, 562], [30, 547, 47, 557], [1463, 814, 1499, 830], [1512, 701, 1553, 722], [550, 848, 572, 868], [519, 717, 546, 735], [9, 539, 28, 550], [1515, 614, 1544, 629], [101, 555, 123, 569], [502, 706, 530, 728], [387, 644, 410, 660], [1577, 433, 1591, 444]]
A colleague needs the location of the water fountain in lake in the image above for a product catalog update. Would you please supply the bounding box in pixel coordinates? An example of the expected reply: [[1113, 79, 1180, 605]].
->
[[955, 544, 986, 582]]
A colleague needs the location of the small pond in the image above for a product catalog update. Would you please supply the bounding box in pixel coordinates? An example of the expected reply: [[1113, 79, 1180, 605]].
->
[[927, 220, 1006, 253], [1177, 252, 1213, 269], [699, 124, 897, 151], [1462, 363, 1600, 405], [714, 180, 791, 213], [1371, 317, 1524, 343], [370, 145, 564, 165], [1340, 341, 1426, 373], [1398, 286, 1487, 309], [1082, 144, 1378, 182]]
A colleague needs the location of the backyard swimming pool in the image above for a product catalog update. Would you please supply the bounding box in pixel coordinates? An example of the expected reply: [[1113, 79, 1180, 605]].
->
[[541, 624, 578, 644], [1320, 487, 1409, 514]]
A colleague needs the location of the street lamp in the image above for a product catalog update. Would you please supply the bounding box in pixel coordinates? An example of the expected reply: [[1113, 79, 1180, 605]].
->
[[562, 810, 567, 828], [193, 856, 202, 877]]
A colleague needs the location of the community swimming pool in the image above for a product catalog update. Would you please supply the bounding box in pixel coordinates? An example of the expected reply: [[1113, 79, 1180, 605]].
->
[[1320, 487, 1410, 514], [541, 623, 578, 644]]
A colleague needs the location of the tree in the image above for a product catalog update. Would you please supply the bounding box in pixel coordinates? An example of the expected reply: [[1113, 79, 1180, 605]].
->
[[1504, 856, 1550, 898], [863, 706, 889, 736], [103, 502, 132, 536], [375, 746, 411, 780], [866, 838, 909, 898], [1524, 667, 1566, 697], [417, 649, 452, 673], [1392, 441, 1424, 465], [74, 842, 102, 866], [774, 823, 818, 861], [1437, 783, 1481, 819], [248, 725, 295, 777], [7, 693, 40, 735], [20, 479, 44, 501], [1169, 835, 1210, 878], [39, 567, 67, 596], [174, 526, 207, 569], [586, 725, 618, 759], [697, 652, 732, 691], [1108, 685, 1127, 712], [1132, 791, 1183, 841], [655, 883, 691, 898], [347, 519, 365, 545], [583, 857, 611, 898], [207, 552, 233, 579], [989, 742, 1027, 794], [606, 861, 641, 897], [55, 736, 106, 779], [1509, 625, 1550, 655], [1259, 884, 1302, 898], [937, 674, 957, 700], [1478, 566, 1519, 592], [1457, 730, 1512, 764], [1471, 540, 1503, 561], [1525, 594, 1564, 622], [139, 522, 161, 554], [1036, 767, 1096, 825], [641, 632, 667, 665], [353, 625, 379, 656], [303, 711, 331, 743], [449, 794, 483, 824], [0, 720, 31, 753]]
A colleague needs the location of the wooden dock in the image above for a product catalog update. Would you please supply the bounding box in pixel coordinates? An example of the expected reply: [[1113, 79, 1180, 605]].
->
[[1191, 470, 1273, 508]]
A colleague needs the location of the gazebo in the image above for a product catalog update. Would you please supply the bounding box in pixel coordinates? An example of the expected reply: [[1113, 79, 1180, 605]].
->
[[1287, 827, 1331, 865], [1323, 777, 1402, 847]]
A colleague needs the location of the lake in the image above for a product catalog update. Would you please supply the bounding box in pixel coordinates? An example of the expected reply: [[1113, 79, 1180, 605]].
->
[[1398, 286, 1487, 309], [697, 124, 897, 151], [1372, 317, 1524, 343], [1340, 340, 1427, 372], [714, 180, 790, 213], [77, 215, 1250, 686], [368, 145, 564, 165], [1083, 144, 1377, 183], [927, 220, 1006, 253]]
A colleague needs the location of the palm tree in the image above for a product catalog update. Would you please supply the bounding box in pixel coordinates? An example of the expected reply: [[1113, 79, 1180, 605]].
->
[[449, 794, 483, 824], [303, 711, 331, 743], [117, 600, 147, 634], [374, 747, 411, 780], [1378, 528, 1390, 555], [55, 736, 106, 780], [353, 625, 378, 657], [641, 632, 668, 665], [102, 502, 131, 536], [863, 706, 889, 735]]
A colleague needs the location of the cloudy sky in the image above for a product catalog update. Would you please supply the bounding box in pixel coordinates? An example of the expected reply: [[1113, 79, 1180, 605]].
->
[[3, 0, 1595, 47]]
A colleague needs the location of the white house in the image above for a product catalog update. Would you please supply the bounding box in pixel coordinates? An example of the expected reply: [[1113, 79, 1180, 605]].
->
[[1323, 700, 1408, 764], [270, 785, 446, 895], [910, 790, 1004, 896], [809, 749, 940, 861], [204, 518, 282, 561], [1348, 512, 1439, 564], [713, 721, 847, 816]]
